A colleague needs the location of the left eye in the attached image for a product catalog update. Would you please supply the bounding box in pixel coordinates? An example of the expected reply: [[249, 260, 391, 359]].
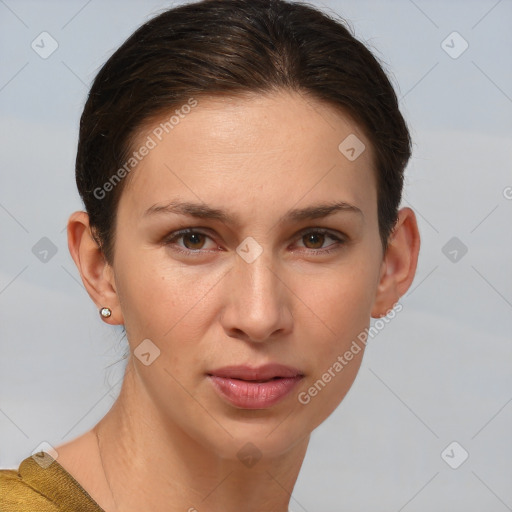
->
[[295, 229, 344, 252], [162, 228, 345, 254]]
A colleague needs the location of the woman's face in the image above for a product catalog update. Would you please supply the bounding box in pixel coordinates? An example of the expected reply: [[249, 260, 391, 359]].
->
[[110, 90, 386, 459]]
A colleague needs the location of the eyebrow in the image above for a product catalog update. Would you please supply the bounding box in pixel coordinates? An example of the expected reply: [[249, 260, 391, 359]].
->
[[143, 199, 363, 226]]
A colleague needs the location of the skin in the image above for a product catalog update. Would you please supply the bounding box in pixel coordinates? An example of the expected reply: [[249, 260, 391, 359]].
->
[[59, 90, 420, 512]]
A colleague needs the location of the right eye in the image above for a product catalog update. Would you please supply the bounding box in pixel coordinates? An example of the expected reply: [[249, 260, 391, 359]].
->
[[162, 228, 219, 254]]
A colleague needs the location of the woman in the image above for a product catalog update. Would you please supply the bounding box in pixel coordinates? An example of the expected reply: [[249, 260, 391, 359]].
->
[[0, 0, 420, 510]]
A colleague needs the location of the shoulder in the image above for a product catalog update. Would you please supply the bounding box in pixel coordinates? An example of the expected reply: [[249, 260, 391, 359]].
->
[[0, 442, 104, 512], [0, 450, 105, 512], [0, 463, 60, 512]]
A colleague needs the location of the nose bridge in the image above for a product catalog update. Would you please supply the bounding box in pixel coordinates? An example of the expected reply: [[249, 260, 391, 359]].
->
[[241, 242, 277, 289], [224, 238, 291, 341], [236, 239, 281, 309]]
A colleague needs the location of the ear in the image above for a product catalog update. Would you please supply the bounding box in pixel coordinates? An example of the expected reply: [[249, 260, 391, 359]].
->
[[67, 211, 124, 325], [371, 207, 421, 318]]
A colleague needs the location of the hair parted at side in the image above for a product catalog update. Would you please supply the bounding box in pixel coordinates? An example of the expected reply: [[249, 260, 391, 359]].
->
[[75, 0, 411, 264]]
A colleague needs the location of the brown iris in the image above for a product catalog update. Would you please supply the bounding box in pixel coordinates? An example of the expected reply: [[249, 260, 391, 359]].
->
[[302, 232, 326, 249], [182, 233, 206, 250]]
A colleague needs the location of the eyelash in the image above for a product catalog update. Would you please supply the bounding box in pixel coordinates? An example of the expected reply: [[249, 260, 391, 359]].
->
[[162, 227, 346, 256]]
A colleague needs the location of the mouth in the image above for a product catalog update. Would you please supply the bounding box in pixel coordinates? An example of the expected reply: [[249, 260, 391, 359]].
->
[[226, 377, 284, 383], [207, 363, 304, 381], [206, 364, 304, 409]]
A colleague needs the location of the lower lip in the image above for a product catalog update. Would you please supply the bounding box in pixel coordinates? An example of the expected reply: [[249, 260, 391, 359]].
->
[[208, 375, 303, 409]]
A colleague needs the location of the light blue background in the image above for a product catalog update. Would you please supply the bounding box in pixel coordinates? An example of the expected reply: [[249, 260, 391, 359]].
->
[[1, 1, 511, 511]]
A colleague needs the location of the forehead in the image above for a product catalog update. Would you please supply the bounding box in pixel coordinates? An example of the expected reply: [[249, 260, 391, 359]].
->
[[119, 90, 377, 223]]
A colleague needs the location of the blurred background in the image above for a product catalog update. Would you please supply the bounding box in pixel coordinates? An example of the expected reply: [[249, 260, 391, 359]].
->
[[1, 1, 511, 511]]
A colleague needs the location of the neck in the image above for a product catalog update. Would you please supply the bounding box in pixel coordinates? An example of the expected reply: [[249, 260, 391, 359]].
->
[[92, 359, 310, 512]]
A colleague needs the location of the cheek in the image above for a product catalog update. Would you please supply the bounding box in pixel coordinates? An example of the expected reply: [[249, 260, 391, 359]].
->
[[301, 259, 379, 347], [114, 249, 223, 347], [291, 257, 379, 414]]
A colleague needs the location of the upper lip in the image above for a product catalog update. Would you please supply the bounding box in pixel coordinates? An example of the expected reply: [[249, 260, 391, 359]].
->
[[208, 364, 304, 381]]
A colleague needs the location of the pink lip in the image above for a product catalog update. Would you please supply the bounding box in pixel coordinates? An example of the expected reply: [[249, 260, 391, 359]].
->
[[207, 364, 304, 409]]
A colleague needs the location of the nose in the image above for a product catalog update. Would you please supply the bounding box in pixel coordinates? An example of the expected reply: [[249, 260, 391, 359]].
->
[[220, 248, 293, 343]]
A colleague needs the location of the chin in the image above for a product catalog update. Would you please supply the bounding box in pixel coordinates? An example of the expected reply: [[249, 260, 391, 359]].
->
[[190, 405, 312, 463]]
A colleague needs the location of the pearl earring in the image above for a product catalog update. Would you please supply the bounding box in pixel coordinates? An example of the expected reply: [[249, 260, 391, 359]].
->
[[100, 307, 112, 319]]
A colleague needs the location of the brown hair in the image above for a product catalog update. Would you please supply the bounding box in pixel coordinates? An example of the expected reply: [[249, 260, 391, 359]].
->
[[75, 0, 411, 264]]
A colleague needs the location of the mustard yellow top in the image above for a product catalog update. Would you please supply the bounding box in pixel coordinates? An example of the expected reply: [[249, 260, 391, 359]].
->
[[0, 451, 105, 512]]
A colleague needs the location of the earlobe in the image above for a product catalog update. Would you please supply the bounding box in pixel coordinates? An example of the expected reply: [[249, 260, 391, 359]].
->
[[370, 207, 421, 318], [67, 211, 124, 325]]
